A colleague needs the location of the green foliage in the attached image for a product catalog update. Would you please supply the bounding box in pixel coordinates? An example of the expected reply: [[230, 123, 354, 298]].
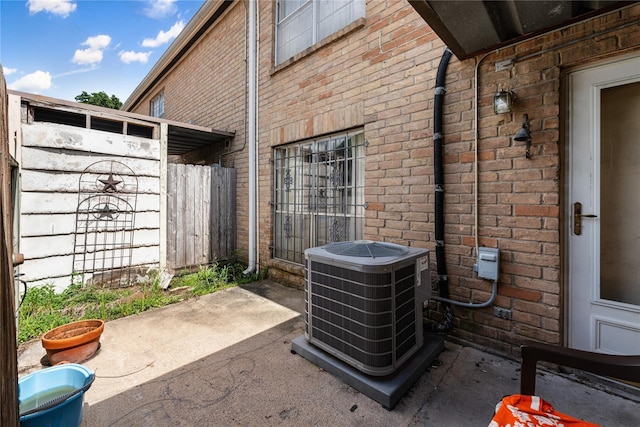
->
[[171, 262, 266, 297], [18, 263, 261, 344], [75, 91, 123, 109], [18, 284, 74, 344]]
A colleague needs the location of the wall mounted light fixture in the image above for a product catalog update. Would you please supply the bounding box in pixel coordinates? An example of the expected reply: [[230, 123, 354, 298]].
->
[[514, 113, 532, 159], [493, 89, 515, 114]]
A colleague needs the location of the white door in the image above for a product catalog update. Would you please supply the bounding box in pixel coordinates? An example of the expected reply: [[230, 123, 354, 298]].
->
[[568, 55, 640, 354]]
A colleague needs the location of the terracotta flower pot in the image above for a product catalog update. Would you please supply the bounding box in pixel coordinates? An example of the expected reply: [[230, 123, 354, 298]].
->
[[41, 319, 104, 365]]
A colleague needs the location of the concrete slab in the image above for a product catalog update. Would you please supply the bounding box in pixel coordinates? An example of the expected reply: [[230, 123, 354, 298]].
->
[[17, 280, 640, 426], [291, 333, 444, 410], [409, 343, 640, 426]]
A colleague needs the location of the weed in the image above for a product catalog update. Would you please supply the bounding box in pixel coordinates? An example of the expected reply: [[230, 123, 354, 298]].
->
[[18, 262, 260, 344]]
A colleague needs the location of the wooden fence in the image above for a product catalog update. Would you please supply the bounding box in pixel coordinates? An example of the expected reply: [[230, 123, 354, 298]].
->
[[1, 68, 19, 426], [166, 164, 236, 272]]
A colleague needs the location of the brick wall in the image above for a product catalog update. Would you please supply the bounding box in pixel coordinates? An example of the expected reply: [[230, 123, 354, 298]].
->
[[420, 4, 640, 355], [130, 0, 640, 355], [261, 0, 444, 287], [261, 1, 639, 355]]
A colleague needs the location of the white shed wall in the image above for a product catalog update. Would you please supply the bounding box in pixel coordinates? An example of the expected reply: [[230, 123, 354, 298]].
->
[[18, 122, 162, 291]]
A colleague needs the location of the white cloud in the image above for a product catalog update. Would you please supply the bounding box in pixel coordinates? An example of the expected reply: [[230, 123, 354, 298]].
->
[[144, 0, 177, 19], [28, 0, 77, 18], [142, 20, 184, 48], [119, 51, 152, 64], [2, 67, 17, 76], [83, 35, 111, 50], [72, 35, 111, 65], [72, 48, 104, 65], [7, 70, 52, 93]]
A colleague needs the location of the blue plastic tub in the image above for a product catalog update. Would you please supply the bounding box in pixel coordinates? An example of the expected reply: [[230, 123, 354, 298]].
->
[[19, 363, 94, 427]]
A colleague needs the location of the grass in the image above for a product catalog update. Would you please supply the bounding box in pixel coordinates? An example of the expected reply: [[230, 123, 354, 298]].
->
[[17, 263, 264, 344]]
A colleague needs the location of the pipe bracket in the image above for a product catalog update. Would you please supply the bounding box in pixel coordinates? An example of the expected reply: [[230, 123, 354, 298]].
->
[[435, 86, 447, 95]]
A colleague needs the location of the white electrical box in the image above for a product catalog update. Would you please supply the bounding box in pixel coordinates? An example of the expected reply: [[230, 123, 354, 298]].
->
[[477, 247, 499, 281]]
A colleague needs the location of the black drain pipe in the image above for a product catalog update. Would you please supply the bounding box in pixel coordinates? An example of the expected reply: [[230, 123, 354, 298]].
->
[[432, 48, 453, 332]]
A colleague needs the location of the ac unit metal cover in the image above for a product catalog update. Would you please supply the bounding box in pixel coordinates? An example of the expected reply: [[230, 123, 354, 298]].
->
[[304, 240, 430, 376]]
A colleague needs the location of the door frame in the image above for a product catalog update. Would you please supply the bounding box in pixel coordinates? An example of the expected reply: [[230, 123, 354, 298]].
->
[[564, 52, 640, 351]]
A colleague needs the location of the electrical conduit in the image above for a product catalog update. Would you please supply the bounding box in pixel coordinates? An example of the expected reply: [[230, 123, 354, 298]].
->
[[431, 48, 453, 332], [430, 48, 498, 331]]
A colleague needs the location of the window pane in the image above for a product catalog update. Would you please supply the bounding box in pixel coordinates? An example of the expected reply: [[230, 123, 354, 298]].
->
[[317, 0, 353, 41], [276, 0, 364, 65], [150, 92, 164, 118], [600, 82, 640, 305], [278, 0, 309, 21], [276, 3, 313, 64]]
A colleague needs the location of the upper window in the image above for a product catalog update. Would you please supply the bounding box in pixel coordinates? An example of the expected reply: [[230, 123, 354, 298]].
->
[[275, 0, 365, 65], [150, 92, 164, 118]]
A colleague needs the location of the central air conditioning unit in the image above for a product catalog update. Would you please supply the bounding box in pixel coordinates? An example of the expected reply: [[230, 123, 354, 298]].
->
[[304, 240, 430, 376]]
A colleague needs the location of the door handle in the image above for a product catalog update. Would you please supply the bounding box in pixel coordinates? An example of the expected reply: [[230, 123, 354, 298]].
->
[[574, 202, 598, 235]]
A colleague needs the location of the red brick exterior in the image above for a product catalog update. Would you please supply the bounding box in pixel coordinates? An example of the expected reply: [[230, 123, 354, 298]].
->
[[128, 1, 640, 356]]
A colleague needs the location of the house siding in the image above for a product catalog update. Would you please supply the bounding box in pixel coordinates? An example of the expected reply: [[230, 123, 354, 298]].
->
[[127, 1, 640, 355], [16, 121, 162, 290]]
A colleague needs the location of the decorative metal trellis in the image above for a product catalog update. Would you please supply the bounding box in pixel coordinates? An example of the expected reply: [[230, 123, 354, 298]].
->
[[72, 160, 138, 287]]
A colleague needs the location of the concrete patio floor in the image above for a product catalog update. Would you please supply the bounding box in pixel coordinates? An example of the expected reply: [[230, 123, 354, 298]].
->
[[17, 280, 640, 426]]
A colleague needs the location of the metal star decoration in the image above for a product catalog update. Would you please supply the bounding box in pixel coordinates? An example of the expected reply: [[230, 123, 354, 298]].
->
[[94, 203, 119, 220], [99, 174, 122, 193]]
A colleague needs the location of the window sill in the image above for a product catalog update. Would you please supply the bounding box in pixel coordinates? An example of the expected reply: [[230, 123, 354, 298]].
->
[[270, 258, 304, 273], [271, 17, 366, 75]]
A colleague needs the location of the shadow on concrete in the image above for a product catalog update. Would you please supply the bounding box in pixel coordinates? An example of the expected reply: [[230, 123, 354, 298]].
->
[[39, 280, 636, 427], [80, 315, 440, 426]]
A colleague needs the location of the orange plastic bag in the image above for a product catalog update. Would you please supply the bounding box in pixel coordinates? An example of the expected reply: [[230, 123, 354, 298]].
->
[[489, 394, 600, 427]]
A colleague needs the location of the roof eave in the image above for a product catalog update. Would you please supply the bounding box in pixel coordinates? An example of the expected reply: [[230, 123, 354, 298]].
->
[[408, 0, 636, 60], [123, 0, 234, 112]]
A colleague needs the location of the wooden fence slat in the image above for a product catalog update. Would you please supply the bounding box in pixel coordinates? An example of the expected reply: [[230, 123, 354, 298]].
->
[[210, 166, 236, 261], [211, 167, 219, 259], [176, 164, 186, 268], [200, 164, 210, 264], [166, 163, 177, 270], [22, 123, 161, 160], [202, 166, 211, 264], [166, 164, 235, 272], [184, 165, 195, 266], [1, 65, 19, 427], [22, 146, 160, 175]]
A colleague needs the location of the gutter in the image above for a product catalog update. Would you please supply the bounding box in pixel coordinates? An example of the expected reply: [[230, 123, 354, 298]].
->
[[243, 0, 257, 275]]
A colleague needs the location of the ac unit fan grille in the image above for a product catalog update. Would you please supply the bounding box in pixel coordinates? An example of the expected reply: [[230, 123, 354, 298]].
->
[[311, 262, 394, 295], [306, 260, 418, 371], [393, 264, 417, 361], [311, 294, 393, 328], [323, 240, 409, 258]]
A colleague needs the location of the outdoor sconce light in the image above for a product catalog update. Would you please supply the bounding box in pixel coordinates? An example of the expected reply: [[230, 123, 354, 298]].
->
[[493, 89, 515, 114], [514, 113, 532, 159]]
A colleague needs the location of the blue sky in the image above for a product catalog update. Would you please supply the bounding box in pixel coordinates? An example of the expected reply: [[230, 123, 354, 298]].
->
[[1, 0, 205, 103]]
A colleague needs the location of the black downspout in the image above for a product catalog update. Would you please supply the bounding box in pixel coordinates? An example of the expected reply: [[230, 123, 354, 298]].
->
[[432, 48, 453, 332]]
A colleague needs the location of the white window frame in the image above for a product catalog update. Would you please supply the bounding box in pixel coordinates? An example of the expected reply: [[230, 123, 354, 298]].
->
[[150, 92, 164, 118], [275, 0, 365, 65]]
